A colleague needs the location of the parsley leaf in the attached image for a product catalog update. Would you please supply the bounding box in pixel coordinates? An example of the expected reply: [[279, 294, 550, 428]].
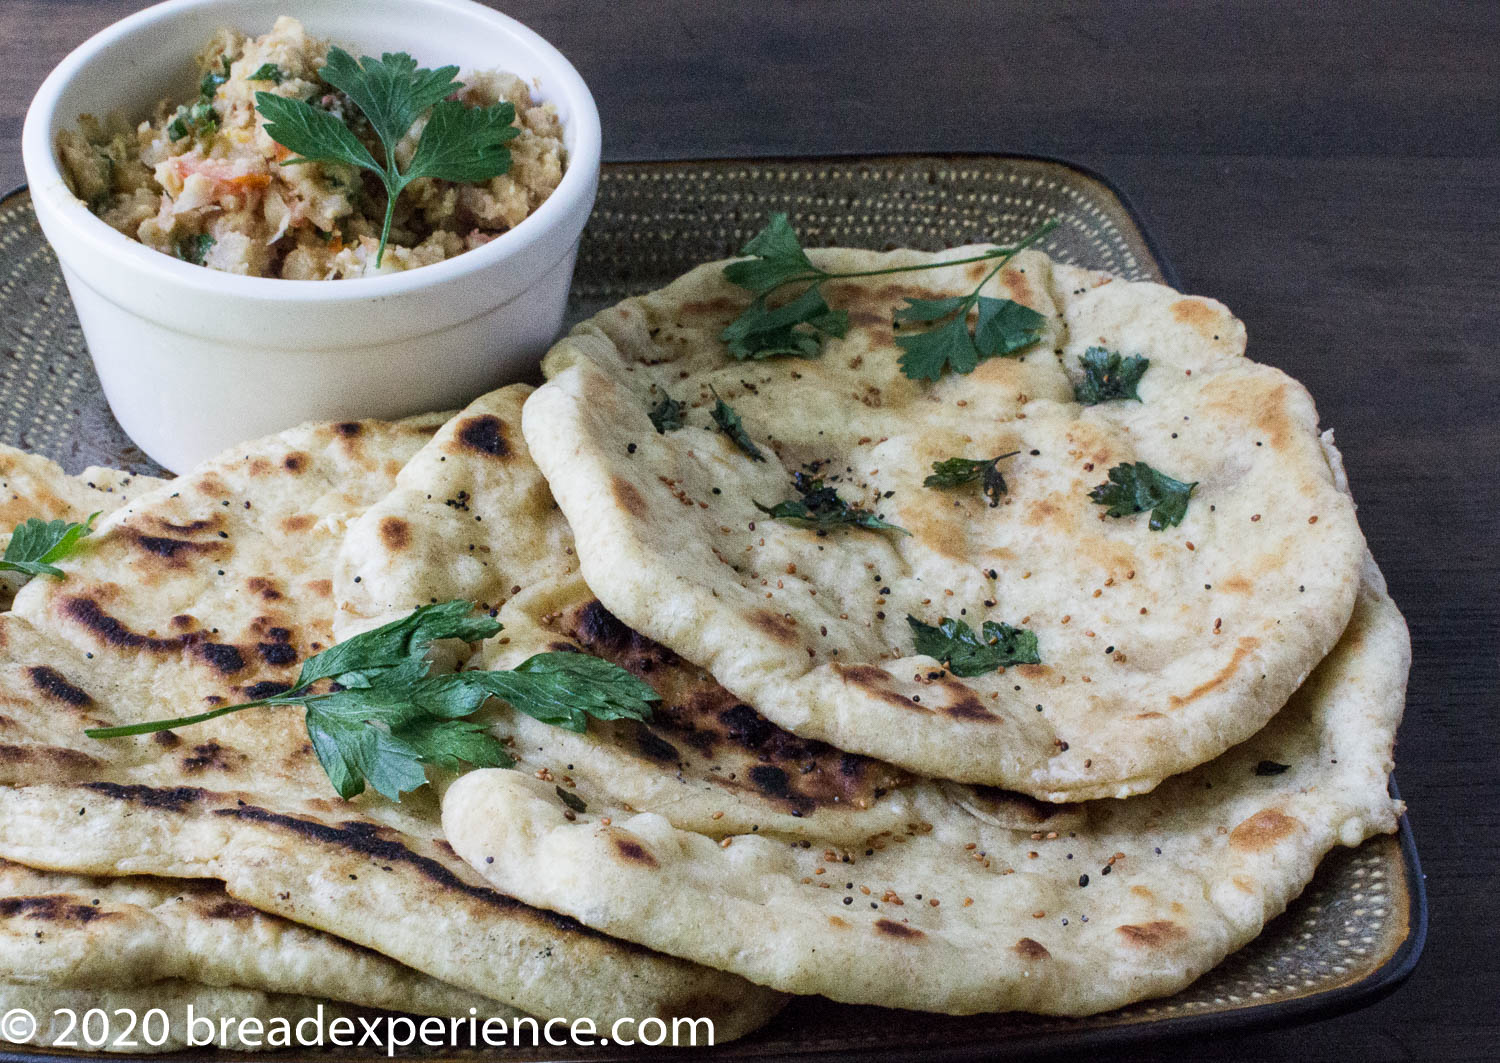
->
[[720, 285, 849, 361], [908, 615, 1040, 677], [556, 785, 587, 813], [199, 55, 232, 100], [248, 62, 284, 84], [722, 213, 823, 296], [255, 48, 516, 266], [1089, 462, 1197, 530], [924, 451, 1019, 507], [648, 394, 685, 433], [176, 233, 214, 266], [756, 472, 908, 535], [892, 216, 1056, 382], [1075, 347, 1150, 405], [0, 513, 99, 579], [86, 601, 658, 802], [709, 389, 766, 461], [167, 100, 219, 142]]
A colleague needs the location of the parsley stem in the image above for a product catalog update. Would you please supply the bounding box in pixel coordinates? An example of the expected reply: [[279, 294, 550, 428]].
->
[[375, 180, 399, 268], [964, 217, 1060, 300], [762, 243, 1043, 298], [84, 693, 294, 739]]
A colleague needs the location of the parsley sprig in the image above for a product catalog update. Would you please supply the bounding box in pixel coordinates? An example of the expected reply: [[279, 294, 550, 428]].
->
[[924, 452, 1020, 507], [255, 48, 518, 266], [1089, 462, 1197, 530], [85, 601, 657, 801], [1, 514, 99, 579], [720, 214, 1056, 364], [1075, 348, 1150, 405], [892, 219, 1058, 381], [908, 615, 1040, 677], [756, 471, 908, 535]]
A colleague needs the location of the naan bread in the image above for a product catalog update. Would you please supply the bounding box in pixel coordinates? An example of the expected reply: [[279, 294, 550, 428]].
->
[[0, 418, 783, 1039], [335, 388, 1083, 845], [444, 556, 1406, 1015], [334, 385, 577, 640], [524, 249, 1367, 799], [0, 444, 165, 608], [0, 860, 496, 1019]]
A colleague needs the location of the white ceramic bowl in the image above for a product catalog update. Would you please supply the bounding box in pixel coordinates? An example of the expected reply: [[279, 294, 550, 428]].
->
[[22, 0, 600, 473]]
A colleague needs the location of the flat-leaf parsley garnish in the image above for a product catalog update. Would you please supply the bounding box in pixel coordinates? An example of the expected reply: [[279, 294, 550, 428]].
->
[[908, 615, 1040, 677], [924, 451, 1020, 507], [892, 219, 1057, 381], [0, 513, 99, 579], [709, 388, 766, 461], [719, 214, 1056, 363], [248, 62, 285, 84], [255, 48, 518, 266], [1089, 461, 1197, 530], [1075, 347, 1149, 405], [86, 600, 657, 802], [648, 394, 686, 434], [756, 471, 908, 535]]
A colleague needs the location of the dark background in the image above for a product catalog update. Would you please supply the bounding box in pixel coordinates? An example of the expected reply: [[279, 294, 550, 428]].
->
[[3, 2, 1497, 1060]]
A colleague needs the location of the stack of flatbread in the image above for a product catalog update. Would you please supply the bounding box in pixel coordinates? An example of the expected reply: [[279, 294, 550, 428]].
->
[[0, 243, 1406, 1050]]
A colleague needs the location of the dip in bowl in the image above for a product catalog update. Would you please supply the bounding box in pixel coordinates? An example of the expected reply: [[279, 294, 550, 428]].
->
[[23, 0, 601, 472]]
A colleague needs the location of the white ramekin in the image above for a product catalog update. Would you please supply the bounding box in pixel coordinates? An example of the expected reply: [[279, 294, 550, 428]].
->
[[22, 0, 601, 472]]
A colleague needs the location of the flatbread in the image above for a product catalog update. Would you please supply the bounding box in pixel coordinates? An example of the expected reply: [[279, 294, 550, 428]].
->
[[334, 384, 577, 640], [443, 555, 1407, 1015], [524, 248, 1367, 799], [0, 444, 165, 608], [0, 418, 783, 1039], [335, 388, 1083, 845], [0, 859, 496, 1018]]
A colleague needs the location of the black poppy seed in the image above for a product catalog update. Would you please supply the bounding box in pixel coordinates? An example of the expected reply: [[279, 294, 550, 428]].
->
[[485, 856, 494, 864], [1029, 450, 1040, 456], [1078, 874, 1089, 887], [843, 896, 852, 905], [1036, 704, 1043, 711], [1154, 847, 1162, 854], [1081, 914, 1089, 922], [870, 902, 878, 910], [626, 443, 637, 454], [1101, 865, 1111, 876], [1104, 645, 1114, 654], [1061, 917, 1069, 925], [1066, 853, 1073, 859]]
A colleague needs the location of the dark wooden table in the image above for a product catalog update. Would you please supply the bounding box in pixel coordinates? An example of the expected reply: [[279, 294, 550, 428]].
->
[[3, 2, 1496, 1059]]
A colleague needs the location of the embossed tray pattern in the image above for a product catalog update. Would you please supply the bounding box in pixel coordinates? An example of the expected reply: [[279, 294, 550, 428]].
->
[[0, 156, 1423, 1060]]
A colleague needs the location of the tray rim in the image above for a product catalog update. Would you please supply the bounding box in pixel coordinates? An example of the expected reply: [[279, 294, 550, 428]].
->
[[0, 151, 1426, 1059]]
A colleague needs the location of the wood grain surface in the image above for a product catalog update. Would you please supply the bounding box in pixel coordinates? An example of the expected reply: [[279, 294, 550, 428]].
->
[[2, 2, 1496, 1060]]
